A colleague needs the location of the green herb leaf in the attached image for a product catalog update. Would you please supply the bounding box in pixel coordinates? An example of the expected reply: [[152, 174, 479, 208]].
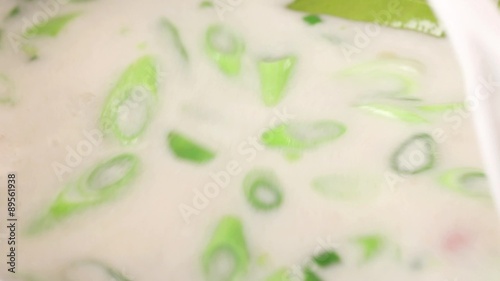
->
[[25, 13, 80, 37], [303, 268, 322, 281], [63, 260, 131, 281], [100, 55, 158, 144], [390, 133, 436, 175], [159, 17, 189, 61], [203, 216, 249, 281], [287, 0, 444, 37], [167, 131, 215, 163], [205, 25, 245, 76], [312, 250, 341, 267], [243, 169, 283, 211], [356, 103, 428, 123], [355, 235, 385, 261], [439, 168, 489, 198], [258, 56, 296, 106], [303, 14, 322, 25]]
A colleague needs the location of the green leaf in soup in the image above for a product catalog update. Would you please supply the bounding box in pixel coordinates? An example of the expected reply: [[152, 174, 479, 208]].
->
[[354, 234, 385, 261], [26, 153, 140, 234], [63, 260, 131, 281], [243, 169, 283, 211], [159, 17, 189, 61], [439, 168, 489, 198], [258, 56, 297, 106], [261, 120, 346, 151], [312, 250, 341, 267], [356, 103, 428, 123], [205, 24, 245, 76], [167, 131, 216, 163], [287, 0, 444, 37], [25, 13, 80, 37], [390, 133, 436, 175], [100, 55, 158, 144], [202, 216, 249, 281]]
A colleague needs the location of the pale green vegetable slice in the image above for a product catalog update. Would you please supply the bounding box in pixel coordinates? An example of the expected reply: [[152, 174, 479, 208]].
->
[[205, 25, 245, 76], [265, 268, 291, 281], [27, 153, 140, 234], [355, 235, 385, 261], [159, 17, 189, 61], [417, 102, 464, 113], [312, 174, 379, 200], [202, 216, 249, 281], [261, 120, 346, 151], [390, 133, 436, 175], [0, 74, 14, 104], [25, 13, 80, 37], [167, 131, 215, 163], [439, 168, 489, 198], [258, 56, 296, 106], [287, 0, 444, 37], [63, 260, 131, 281], [100, 56, 158, 144], [243, 169, 283, 211], [356, 103, 428, 123]]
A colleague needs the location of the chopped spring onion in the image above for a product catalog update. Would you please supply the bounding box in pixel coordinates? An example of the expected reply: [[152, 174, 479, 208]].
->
[[390, 133, 436, 175], [417, 102, 464, 113], [200, 1, 214, 8], [25, 13, 80, 37], [63, 260, 131, 281], [339, 58, 423, 97], [265, 268, 291, 281], [27, 153, 140, 234], [205, 25, 245, 76], [287, 0, 443, 37], [202, 216, 249, 281], [100, 55, 158, 144], [312, 250, 341, 267], [312, 174, 379, 200], [303, 14, 322, 25], [303, 267, 322, 281], [438, 168, 489, 198], [356, 103, 428, 123], [6, 6, 21, 19], [167, 131, 215, 163], [243, 169, 283, 211], [261, 120, 346, 151], [0, 74, 14, 104], [258, 56, 296, 106], [159, 17, 189, 61], [355, 235, 385, 261]]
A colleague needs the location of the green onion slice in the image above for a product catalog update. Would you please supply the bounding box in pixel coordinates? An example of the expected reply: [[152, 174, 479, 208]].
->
[[439, 168, 489, 198], [265, 268, 291, 281], [0, 74, 14, 104], [312, 174, 379, 200], [303, 267, 322, 281], [159, 18, 189, 61], [167, 131, 215, 163], [261, 120, 346, 151], [100, 56, 158, 144], [243, 169, 283, 211], [355, 235, 385, 261], [356, 103, 428, 123], [205, 25, 245, 76], [202, 216, 249, 281], [390, 133, 436, 175], [417, 102, 464, 113], [6, 6, 21, 19], [303, 14, 322, 25], [25, 13, 80, 37], [63, 260, 131, 281], [258, 56, 296, 106], [312, 250, 341, 267]]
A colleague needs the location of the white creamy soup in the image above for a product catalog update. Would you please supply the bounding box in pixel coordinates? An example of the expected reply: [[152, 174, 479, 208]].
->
[[1, 0, 500, 281]]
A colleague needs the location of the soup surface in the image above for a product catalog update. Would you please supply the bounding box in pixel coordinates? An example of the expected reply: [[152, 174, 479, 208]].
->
[[1, 0, 500, 281]]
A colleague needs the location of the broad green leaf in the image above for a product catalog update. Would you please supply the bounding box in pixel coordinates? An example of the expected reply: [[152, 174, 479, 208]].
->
[[25, 13, 80, 37], [258, 56, 296, 106], [287, 0, 444, 37], [167, 131, 215, 163]]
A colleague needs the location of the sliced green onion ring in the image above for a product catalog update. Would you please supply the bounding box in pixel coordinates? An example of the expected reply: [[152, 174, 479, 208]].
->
[[167, 131, 215, 163], [243, 169, 283, 211], [63, 260, 131, 281], [202, 216, 249, 281], [25, 13, 80, 37], [390, 133, 436, 175], [258, 56, 296, 106], [439, 168, 489, 198], [205, 25, 245, 76]]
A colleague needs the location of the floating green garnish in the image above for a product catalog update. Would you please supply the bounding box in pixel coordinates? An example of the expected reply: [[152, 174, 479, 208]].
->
[[356, 103, 428, 123], [6, 6, 21, 19], [205, 25, 245, 76], [265, 268, 291, 281], [355, 235, 385, 261], [439, 168, 489, 198], [287, 0, 444, 37], [202, 216, 249, 281], [0, 74, 14, 104], [417, 102, 464, 113], [312, 250, 341, 267], [258, 56, 296, 106], [27, 153, 140, 234], [243, 169, 283, 211], [312, 174, 379, 200], [390, 133, 436, 175], [64, 260, 131, 281], [100, 55, 158, 144], [25, 13, 80, 37], [303, 14, 322, 25], [159, 17, 189, 61], [303, 267, 321, 281], [167, 131, 215, 163]]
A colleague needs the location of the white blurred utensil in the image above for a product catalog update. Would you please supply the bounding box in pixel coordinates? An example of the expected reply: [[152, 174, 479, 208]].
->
[[427, 0, 500, 215]]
